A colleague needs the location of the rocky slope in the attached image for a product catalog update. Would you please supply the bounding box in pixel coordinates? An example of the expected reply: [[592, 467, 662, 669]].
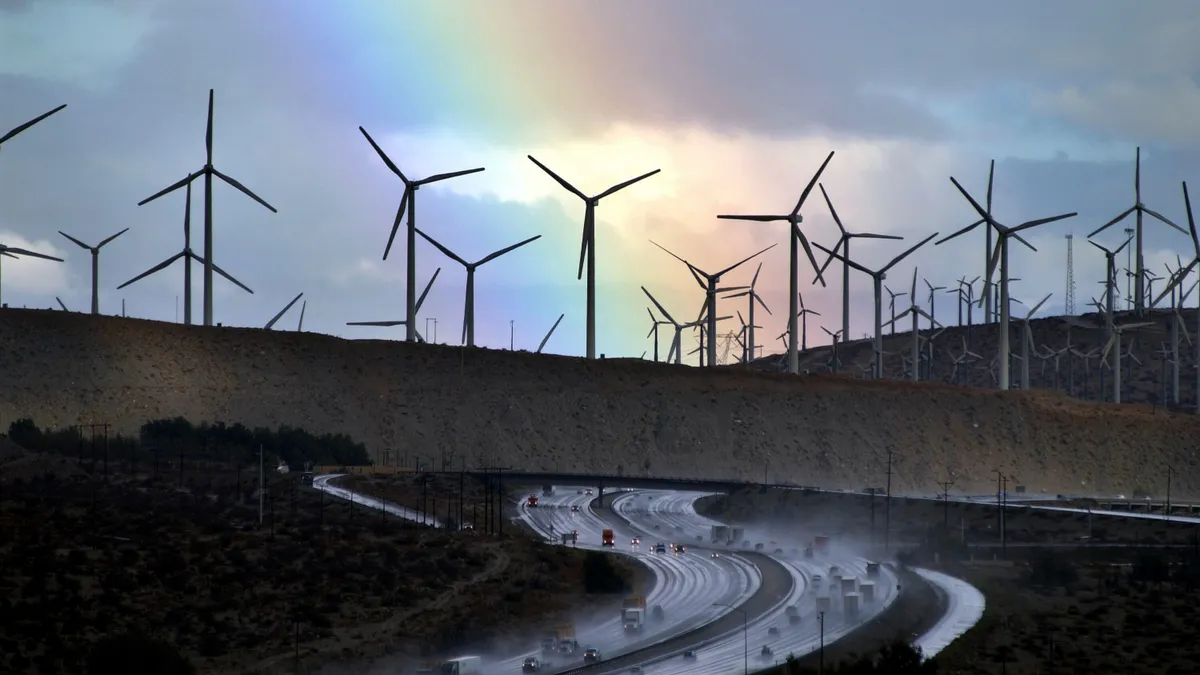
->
[[2, 308, 1198, 496]]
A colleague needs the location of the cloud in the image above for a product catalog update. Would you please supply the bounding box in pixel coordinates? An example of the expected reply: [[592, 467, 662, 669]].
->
[[0, 230, 69, 300], [1031, 78, 1200, 146]]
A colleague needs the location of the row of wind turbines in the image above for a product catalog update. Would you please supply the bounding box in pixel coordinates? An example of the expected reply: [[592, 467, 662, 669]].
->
[[3, 94, 1199, 410]]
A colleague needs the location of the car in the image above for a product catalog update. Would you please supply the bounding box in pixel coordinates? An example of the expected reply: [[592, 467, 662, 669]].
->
[[774, 548, 783, 554], [522, 656, 541, 673], [571, 505, 580, 512], [629, 667, 642, 674], [583, 648, 601, 663], [632, 537, 641, 545], [655, 544, 667, 554], [710, 552, 720, 559], [585, 489, 593, 495], [683, 650, 697, 659], [675, 544, 686, 554], [577, 489, 583, 494], [768, 626, 780, 636]]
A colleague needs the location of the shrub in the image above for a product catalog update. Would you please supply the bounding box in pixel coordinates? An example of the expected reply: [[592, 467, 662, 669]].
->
[[581, 551, 630, 594], [86, 632, 195, 675]]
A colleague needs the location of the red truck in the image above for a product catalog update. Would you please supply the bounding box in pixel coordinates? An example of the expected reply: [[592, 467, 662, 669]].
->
[[602, 529, 615, 547]]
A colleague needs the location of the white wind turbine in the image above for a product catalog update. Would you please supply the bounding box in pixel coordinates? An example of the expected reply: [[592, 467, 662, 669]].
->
[[885, 284, 906, 335], [346, 268, 441, 342], [1011, 293, 1053, 390], [527, 156, 660, 360], [651, 240, 776, 368], [721, 262, 771, 362], [415, 228, 541, 347], [646, 308, 670, 362], [1149, 181, 1200, 413], [938, 176, 1077, 390], [642, 287, 691, 365], [882, 268, 941, 382], [1089, 234, 1133, 339], [924, 278, 947, 326], [1101, 320, 1155, 403], [717, 152, 833, 375], [814, 233, 938, 379], [58, 228, 129, 315]]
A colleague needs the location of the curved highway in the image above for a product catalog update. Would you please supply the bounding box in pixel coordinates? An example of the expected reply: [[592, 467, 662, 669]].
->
[[911, 568, 986, 660], [602, 490, 900, 674]]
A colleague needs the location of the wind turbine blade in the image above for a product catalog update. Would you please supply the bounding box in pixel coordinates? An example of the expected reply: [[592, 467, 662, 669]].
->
[[640, 286, 676, 325], [1101, 335, 1116, 363], [1088, 240, 1112, 256], [948, 177, 992, 223], [813, 238, 845, 279], [207, 259, 254, 294], [419, 167, 486, 185], [265, 292, 304, 329], [596, 169, 661, 199], [979, 240, 1003, 305], [56, 297, 68, 311], [415, 228, 468, 266], [909, 267, 918, 300], [811, 241, 871, 276], [1011, 212, 1077, 233], [791, 151, 835, 216], [751, 261, 763, 288], [461, 295, 469, 345], [819, 183, 848, 235], [754, 292, 772, 315], [934, 218, 984, 246], [1183, 181, 1200, 257], [722, 291, 751, 299], [577, 206, 593, 280], [1087, 205, 1136, 238], [1010, 232, 1038, 251], [205, 90, 214, 164], [211, 168, 277, 213], [298, 300, 306, 331], [537, 313, 565, 353], [1, 247, 63, 262], [383, 188, 410, 261], [1141, 206, 1187, 235], [1113, 231, 1135, 255], [58, 231, 91, 251], [0, 104, 67, 145], [117, 251, 185, 289], [527, 155, 586, 200], [347, 320, 406, 327], [793, 225, 827, 287], [0, 251, 16, 259], [416, 267, 440, 312], [359, 126, 408, 182], [716, 243, 777, 278], [1029, 292, 1053, 317], [138, 173, 198, 207], [476, 234, 542, 266], [850, 232, 904, 240], [97, 227, 130, 249], [715, 214, 789, 222], [882, 232, 938, 274], [1157, 260, 1200, 307]]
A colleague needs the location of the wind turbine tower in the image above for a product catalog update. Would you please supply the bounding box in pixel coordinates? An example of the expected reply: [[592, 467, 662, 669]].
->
[[1065, 234, 1076, 315]]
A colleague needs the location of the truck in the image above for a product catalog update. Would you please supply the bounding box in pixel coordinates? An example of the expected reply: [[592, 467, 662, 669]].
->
[[555, 624, 579, 657], [866, 562, 881, 579], [542, 485, 554, 496], [710, 524, 728, 543], [814, 535, 830, 553], [602, 529, 615, 547], [729, 527, 745, 545], [541, 623, 575, 654], [436, 656, 482, 675]]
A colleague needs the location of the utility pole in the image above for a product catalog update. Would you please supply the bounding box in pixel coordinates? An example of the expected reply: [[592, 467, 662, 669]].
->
[[884, 447, 894, 553], [937, 478, 954, 528], [1166, 465, 1173, 521], [818, 610, 825, 675], [259, 443, 264, 526]]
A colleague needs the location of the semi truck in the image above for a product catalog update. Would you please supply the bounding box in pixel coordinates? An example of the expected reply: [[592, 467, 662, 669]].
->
[[729, 527, 745, 545], [541, 624, 576, 655], [602, 529, 615, 547], [710, 525, 728, 543], [542, 485, 554, 496], [436, 656, 482, 675], [814, 535, 830, 553], [621, 596, 647, 633]]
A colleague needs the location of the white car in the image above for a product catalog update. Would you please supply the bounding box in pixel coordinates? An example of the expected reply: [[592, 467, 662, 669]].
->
[[710, 552, 720, 559]]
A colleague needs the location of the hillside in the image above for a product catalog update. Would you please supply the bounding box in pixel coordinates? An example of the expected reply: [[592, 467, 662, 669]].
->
[[1, 307, 1198, 497], [752, 307, 1200, 408]]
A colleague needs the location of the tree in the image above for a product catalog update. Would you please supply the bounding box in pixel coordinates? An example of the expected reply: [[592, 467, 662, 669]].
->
[[87, 632, 195, 675]]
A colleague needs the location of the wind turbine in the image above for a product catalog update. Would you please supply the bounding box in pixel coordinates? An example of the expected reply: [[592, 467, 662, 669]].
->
[[137, 90, 276, 327], [651, 241, 776, 367], [641, 287, 691, 365], [264, 292, 304, 330], [415, 229, 540, 347], [814, 183, 904, 342], [796, 293, 820, 351], [1089, 147, 1187, 316], [345, 268, 441, 342], [119, 180, 253, 311], [1088, 233, 1134, 339], [0, 244, 63, 305], [0, 104, 67, 158], [885, 284, 906, 335], [881, 268, 941, 382], [1012, 293, 1053, 390], [813, 233, 938, 379], [1101, 320, 1156, 403], [359, 127, 484, 343], [924, 278, 947, 326], [646, 308, 670, 362], [58, 228, 128, 315], [1150, 181, 1200, 414], [717, 151, 832, 375], [537, 313, 565, 354], [527, 156, 659, 360], [937, 176, 1077, 390], [721, 262, 771, 362]]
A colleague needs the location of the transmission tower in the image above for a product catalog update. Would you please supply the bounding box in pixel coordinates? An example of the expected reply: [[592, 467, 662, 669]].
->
[[1065, 234, 1076, 315]]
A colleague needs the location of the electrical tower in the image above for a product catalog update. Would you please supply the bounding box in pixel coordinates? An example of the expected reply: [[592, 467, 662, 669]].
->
[[1065, 234, 1076, 315]]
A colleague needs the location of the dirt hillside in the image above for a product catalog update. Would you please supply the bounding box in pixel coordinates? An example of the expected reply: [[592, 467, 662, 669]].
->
[[1, 308, 1198, 497]]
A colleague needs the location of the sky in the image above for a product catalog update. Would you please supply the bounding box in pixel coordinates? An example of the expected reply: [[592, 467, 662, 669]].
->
[[2, 0, 1200, 361]]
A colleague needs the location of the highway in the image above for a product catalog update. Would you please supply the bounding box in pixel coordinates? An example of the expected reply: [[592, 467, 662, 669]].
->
[[910, 568, 986, 660], [597, 490, 901, 675]]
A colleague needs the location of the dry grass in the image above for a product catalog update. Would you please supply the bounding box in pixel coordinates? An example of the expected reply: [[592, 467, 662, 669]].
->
[[2, 308, 1200, 497], [0, 445, 638, 674]]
